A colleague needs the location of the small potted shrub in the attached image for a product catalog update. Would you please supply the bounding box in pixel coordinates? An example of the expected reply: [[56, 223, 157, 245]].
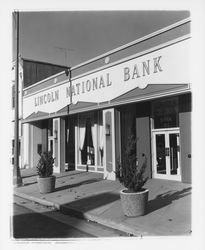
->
[[116, 135, 149, 217], [36, 151, 56, 193]]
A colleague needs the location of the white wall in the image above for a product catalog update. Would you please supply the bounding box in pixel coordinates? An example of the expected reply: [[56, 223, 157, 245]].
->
[[30, 124, 42, 169], [22, 123, 30, 168]]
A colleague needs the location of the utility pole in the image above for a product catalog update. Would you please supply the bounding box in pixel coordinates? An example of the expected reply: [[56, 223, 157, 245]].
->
[[65, 67, 72, 105], [54, 46, 73, 105], [13, 10, 22, 187]]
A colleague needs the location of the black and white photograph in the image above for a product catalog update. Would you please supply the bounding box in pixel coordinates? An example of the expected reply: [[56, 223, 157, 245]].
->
[[1, 0, 205, 249]]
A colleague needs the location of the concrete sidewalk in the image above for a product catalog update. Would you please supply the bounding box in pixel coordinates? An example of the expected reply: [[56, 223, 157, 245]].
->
[[14, 169, 192, 237]]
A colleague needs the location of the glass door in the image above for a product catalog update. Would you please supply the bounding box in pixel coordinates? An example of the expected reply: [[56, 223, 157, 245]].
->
[[48, 119, 53, 156], [48, 136, 53, 155], [152, 129, 181, 181]]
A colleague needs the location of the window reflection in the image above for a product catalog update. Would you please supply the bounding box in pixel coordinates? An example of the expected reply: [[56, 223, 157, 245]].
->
[[153, 98, 179, 129]]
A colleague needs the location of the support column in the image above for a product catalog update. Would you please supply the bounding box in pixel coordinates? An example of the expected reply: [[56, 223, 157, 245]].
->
[[115, 109, 121, 167], [179, 94, 192, 183], [53, 118, 65, 173], [22, 123, 30, 168], [103, 108, 116, 180], [60, 118, 66, 172]]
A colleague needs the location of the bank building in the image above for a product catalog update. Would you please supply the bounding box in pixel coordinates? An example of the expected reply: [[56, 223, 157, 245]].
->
[[13, 17, 191, 184]]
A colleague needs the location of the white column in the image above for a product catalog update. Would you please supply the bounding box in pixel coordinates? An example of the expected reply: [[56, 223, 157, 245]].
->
[[60, 118, 65, 172], [75, 124, 78, 169], [30, 124, 34, 168], [52, 117, 66, 173], [53, 118, 60, 173], [22, 123, 30, 168], [103, 108, 116, 180]]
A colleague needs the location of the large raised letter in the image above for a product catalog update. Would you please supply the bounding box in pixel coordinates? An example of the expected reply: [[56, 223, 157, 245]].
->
[[124, 67, 130, 81], [153, 56, 163, 73], [142, 60, 150, 76]]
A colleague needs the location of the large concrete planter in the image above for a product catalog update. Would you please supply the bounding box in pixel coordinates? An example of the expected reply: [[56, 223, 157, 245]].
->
[[120, 189, 149, 217], [37, 176, 56, 194]]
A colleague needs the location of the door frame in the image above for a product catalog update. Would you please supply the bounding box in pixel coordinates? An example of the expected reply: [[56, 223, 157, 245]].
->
[[152, 128, 181, 181]]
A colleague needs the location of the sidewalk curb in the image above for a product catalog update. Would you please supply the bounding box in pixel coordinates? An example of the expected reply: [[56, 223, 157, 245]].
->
[[60, 205, 139, 236], [13, 191, 60, 209], [13, 191, 139, 236]]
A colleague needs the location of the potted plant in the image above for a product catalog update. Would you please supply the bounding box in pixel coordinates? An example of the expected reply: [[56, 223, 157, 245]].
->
[[36, 151, 56, 193], [116, 135, 149, 217]]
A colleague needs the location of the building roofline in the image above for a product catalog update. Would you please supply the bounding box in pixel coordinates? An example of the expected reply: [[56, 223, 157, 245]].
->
[[21, 58, 68, 69], [23, 17, 191, 91], [71, 17, 191, 71], [12, 56, 68, 69]]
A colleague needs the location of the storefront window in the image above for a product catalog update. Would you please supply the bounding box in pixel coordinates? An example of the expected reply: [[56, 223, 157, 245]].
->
[[48, 119, 53, 136], [82, 118, 95, 165], [77, 111, 103, 167], [98, 112, 104, 166], [153, 97, 179, 129], [48, 119, 53, 155], [65, 117, 75, 169], [78, 113, 95, 165]]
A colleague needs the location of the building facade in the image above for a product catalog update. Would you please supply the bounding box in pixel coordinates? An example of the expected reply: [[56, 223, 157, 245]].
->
[[11, 58, 67, 168], [21, 18, 191, 183]]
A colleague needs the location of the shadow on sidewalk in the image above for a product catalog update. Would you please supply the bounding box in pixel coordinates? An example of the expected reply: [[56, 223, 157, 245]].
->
[[55, 178, 103, 192], [55, 171, 90, 180], [21, 170, 86, 180], [147, 187, 191, 214], [21, 171, 103, 187], [21, 174, 37, 179], [63, 192, 120, 213], [23, 181, 37, 186]]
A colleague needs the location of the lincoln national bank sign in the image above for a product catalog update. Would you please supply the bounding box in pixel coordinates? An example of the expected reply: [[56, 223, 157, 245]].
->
[[34, 90, 59, 107], [23, 39, 190, 118], [33, 56, 162, 107]]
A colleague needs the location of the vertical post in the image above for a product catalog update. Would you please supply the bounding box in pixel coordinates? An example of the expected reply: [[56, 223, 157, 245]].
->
[[65, 67, 72, 105], [69, 67, 72, 105], [13, 11, 22, 187]]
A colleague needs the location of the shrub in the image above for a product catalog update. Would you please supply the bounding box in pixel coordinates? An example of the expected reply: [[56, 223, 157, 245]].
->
[[116, 135, 148, 192], [36, 151, 54, 178]]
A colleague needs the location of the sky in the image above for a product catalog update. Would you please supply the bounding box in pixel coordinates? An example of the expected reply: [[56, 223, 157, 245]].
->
[[13, 11, 190, 67]]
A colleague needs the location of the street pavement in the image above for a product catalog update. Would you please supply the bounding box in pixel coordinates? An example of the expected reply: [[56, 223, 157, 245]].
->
[[13, 169, 192, 237], [12, 195, 126, 239], [13, 202, 93, 238]]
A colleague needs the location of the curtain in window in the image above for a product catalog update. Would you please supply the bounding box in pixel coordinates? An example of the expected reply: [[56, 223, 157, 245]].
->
[[99, 125, 104, 150], [67, 128, 69, 144], [98, 112, 104, 150], [98, 112, 104, 166], [91, 122, 97, 152], [79, 117, 86, 151]]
